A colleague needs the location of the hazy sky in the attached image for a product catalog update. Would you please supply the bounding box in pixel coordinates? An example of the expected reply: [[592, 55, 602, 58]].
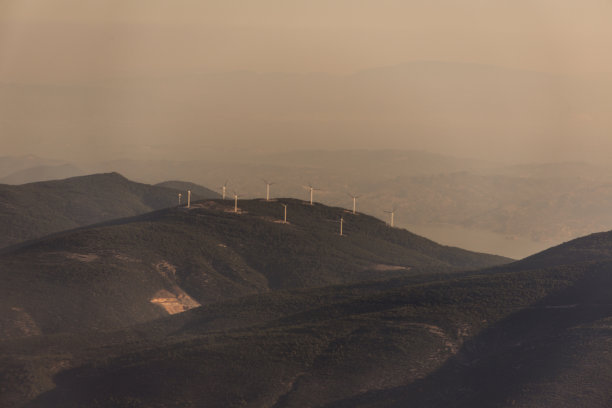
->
[[3, 0, 612, 78], [1, 0, 612, 162]]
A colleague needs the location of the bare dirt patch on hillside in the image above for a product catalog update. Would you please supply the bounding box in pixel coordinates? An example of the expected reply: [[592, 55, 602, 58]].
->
[[0, 307, 41, 339], [150, 289, 200, 315], [370, 264, 410, 271], [64, 253, 99, 262]]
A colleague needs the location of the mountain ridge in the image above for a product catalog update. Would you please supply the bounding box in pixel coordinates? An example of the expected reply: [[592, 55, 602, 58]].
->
[[0, 172, 219, 249], [0, 197, 510, 341]]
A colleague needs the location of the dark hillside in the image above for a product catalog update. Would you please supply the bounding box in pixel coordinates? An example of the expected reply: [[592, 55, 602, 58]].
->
[[5, 253, 610, 408], [0, 173, 214, 248], [325, 261, 612, 408], [0, 198, 509, 340], [505, 230, 612, 271], [12, 202, 612, 407]]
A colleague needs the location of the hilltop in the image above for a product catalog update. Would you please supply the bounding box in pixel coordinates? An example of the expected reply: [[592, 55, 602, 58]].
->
[[504, 230, 612, 271], [2, 228, 612, 407], [0, 197, 509, 341], [0, 173, 218, 249]]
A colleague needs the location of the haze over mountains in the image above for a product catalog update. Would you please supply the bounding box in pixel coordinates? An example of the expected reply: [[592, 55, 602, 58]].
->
[[5, 59, 612, 258], [4, 62, 612, 164], [4, 151, 612, 258], [0, 163, 84, 185]]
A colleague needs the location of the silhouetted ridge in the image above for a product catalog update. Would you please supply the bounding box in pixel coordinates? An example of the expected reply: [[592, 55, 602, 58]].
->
[[0, 172, 217, 248], [504, 230, 612, 271]]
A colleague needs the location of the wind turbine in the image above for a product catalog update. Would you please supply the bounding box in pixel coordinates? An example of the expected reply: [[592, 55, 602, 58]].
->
[[187, 190, 191, 208], [304, 184, 320, 205], [178, 193, 182, 206], [233, 191, 239, 213], [347, 193, 360, 215], [263, 179, 275, 201], [340, 215, 344, 236], [221, 180, 228, 200], [281, 203, 288, 223], [384, 207, 396, 227]]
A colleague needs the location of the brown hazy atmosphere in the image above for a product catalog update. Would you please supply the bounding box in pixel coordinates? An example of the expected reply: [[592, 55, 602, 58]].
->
[[2, 1, 612, 257], [6, 5, 612, 408], [2, 0, 612, 162]]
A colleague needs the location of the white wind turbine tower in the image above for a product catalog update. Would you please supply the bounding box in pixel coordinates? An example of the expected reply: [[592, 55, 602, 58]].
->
[[221, 180, 228, 200], [187, 190, 191, 208], [178, 193, 182, 206], [384, 207, 396, 227], [281, 203, 288, 223], [233, 191, 239, 213], [347, 193, 360, 215], [304, 184, 320, 205], [263, 179, 275, 201], [340, 215, 344, 236]]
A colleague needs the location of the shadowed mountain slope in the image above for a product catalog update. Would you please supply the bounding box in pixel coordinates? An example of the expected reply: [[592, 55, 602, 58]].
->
[[0, 173, 215, 249], [504, 230, 612, 271], [3, 231, 611, 408], [0, 198, 509, 341]]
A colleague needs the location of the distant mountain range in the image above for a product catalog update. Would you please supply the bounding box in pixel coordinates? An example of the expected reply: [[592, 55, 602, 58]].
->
[[89, 153, 612, 258], [4, 151, 612, 258], [0, 155, 67, 180], [0, 163, 85, 185], [0, 172, 220, 249]]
